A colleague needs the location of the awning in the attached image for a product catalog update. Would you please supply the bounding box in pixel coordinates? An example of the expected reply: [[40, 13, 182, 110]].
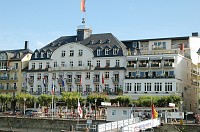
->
[[163, 56, 175, 60], [138, 57, 149, 61], [150, 57, 162, 60], [66, 72, 72, 75], [127, 57, 137, 61], [113, 71, 119, 74]]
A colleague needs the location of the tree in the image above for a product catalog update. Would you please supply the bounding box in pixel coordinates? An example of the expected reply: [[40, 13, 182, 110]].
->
[[86, 93, 109, 107], [15, 93, 37, 108], [0, 94, 12, 111], [115, 95, 131, 107], [37, 94, 53, 107]]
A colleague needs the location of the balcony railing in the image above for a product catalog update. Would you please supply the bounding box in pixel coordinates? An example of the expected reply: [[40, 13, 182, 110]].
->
[[93, 78, 100, 83], [150, 63, 161, 68], [163, 62, 174, 68], [138, 63, 149, 68], [0, 87, 17, 91], [112, 78, 119, 83], [125, 75, 175, 79]]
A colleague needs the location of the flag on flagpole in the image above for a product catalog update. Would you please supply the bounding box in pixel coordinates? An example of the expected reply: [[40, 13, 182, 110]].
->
[[61, 78, 65, 87], [151, 103, 158, 119], [80, 0, 86, 12], [102, 73, 104, 84], [51, 82, 54, 95], [43, 77, 46, 87], [78, 99, 83, 118], [80, 77, 82, 85]]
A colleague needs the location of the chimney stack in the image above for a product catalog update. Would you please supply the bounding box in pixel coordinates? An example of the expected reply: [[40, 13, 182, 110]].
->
[[25, 41, 29, 49]]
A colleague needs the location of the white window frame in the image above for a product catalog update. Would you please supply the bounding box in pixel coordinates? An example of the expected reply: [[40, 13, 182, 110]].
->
[[105, 48, 109, 55]]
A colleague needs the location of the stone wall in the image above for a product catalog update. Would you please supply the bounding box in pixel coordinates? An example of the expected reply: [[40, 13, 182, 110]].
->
[[0, 117, 88, 132]]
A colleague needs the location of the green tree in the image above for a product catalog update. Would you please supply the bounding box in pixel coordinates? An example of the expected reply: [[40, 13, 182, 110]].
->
[[115, 95, 131, 107], [37, 94, 53, 107], [0, 94, 12, 111], [86, 93, 109, 107]]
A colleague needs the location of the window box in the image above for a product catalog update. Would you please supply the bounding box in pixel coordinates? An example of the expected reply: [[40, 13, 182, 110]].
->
[[134, 91, 137, 93], [144, 92, 147, 93], [155, 92, 158, 93]]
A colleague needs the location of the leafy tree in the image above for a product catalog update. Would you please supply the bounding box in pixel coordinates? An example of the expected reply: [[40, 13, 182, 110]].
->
[[0, 94, 12, 111], [86, 93, 109, 107], [37, 94, 53, 107], [115, 95, 131, 107], [61, 92, 83, 109]]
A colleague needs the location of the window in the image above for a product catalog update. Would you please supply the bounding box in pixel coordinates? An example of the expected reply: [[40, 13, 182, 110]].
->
[[97, 49, 101, 56], [14, 63, 18, 69], [106, 60, 110, 67], [86, 85, 91, 92], [95, 85, 100, 92], [113, 48, 119, 55], [69, 50, 74, 56], [125, 83, 132, 91], [105, 48, 109, 55], [54, 62, 58, 67], [153, 42, 166, 49], [69, 61, 73, 67], [132, 42, 138, 48], [61, 51, 66, 57], [78, 61, 82, 66], [41, 52, 44, 58], [111, 110, 116, 116], [39, 63, 42, 69], [35, 52, 38, 58], [165, 82, 172, 91], [52, 73, 56, 79], [47, 52, 51, 58], [37, 73, 41, 80], [154, 83, 162, 91], [105, 72, 109, 79], [87, 60, 91, 66], [46, 62, 50, 68], [61, 61, 65, 67], [105, 84, 109, 91], [96, 60, 100, 67], [145, 83, 151, 91], [116, 60, 120, 67], [79, 49, 83, 56], [122, 110, 128, 116], [31, 63, 35, 69], [86, 72, 90, 79], [134, 83, 141, 91]]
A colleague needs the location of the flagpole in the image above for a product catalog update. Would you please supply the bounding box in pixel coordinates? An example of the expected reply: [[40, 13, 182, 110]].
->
[[52, 93, 53, 120]]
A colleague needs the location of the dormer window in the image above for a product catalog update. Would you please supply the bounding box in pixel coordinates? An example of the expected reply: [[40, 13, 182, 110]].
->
[[113, 48, 119, 55], [89, 40, 94, 44], [105, 48, 109, 55], [35, 52, 38, 58], [41, 52, 44, 58], [47, 52, 51, 58], [132, 42, 138, 48], [106, 39, 111, 43], [97, 49, 101, 56], [98, 40, 102, 44], [15, 52, 20, 58]]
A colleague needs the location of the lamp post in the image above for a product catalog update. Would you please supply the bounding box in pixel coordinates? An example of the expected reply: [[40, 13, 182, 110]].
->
[[95, 99, 97, 120], [24, 97, 26, 115], [180, 101, 183, 112]]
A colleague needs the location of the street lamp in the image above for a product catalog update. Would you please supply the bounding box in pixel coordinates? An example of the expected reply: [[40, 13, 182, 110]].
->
[[180, 101, 183, 112], [95, 99, 97, 120], [24, 97, 27, 115]]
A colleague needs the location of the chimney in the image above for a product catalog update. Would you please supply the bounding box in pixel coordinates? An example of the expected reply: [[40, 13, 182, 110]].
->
[[192, 32, 199, 37], [77, 25, 92, 41], [25, 41, 29, 49]]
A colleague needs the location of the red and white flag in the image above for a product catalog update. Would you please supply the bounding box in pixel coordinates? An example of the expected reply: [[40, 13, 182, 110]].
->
[[80, 0, 86, 12], [78, 99, 83, 118], [102, 73, 104, 84]]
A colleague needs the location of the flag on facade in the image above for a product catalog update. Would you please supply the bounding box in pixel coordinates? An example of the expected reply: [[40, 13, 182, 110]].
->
[[43, 77, 46, 87], [151, 103, 158, 119], [78, 99, 83, 118], [80, 77, 82, 85], [102, 73, 104, 84], [80, 0, 86, 12], [61, 78, 65, 87], [51, 82, 55, 95]]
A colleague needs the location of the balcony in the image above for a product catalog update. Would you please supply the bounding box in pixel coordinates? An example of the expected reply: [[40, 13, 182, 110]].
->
[[66, 78, 72, 84], [0, 77, 18, 81], [0, 86, 17, 92], [138, 63, 149, 68], [93, 78, 100, 84], [127, 63, 137, 68], [150, 63, 161, 68], [163, 62, 174, 68], [28, 79, 34, 84], [191, 81, 199, 86], [124, 75, 175, 79], [75, 78, 81, 84], [112, 78, 119, 84], [49, 66, 94, 71]]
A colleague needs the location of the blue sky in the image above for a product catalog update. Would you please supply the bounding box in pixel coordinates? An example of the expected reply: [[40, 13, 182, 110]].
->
[[0, 0, 200, 51]]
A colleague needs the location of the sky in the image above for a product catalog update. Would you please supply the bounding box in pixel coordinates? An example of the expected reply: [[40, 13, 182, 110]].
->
[[0, 0, 200, 51]]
